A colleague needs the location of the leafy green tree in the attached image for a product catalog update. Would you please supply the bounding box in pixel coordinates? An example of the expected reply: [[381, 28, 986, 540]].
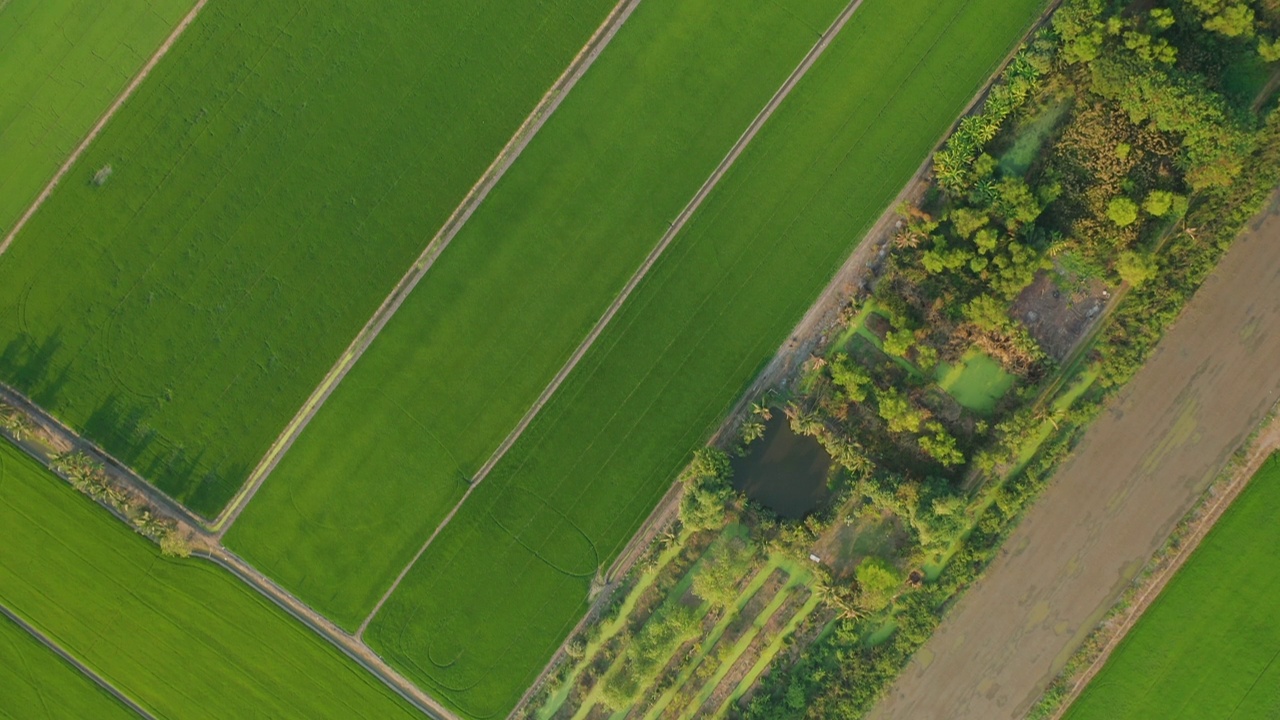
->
[[876, 388, 926, 434], [854, 557, 901, 612], [692, 538, 755, 607], [949, 207, 990, 239], [1260, 35, 1280, 62], [964, 294, 1010, 333], [919, 422, 965, 467], [829, 353, 872, 402], [882, 328, 916, 358], [1053, 0, 1105, 64], [1116, 250, 1158, 286], [1142, 189, 1176, 217], [1203, 2, 1256, 37], [1106, 196, 1140, 227]]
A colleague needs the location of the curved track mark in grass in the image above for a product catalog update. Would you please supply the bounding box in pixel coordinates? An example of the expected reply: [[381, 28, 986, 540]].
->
[[356, 0, 869, 640], [211, 0, 648, 537], [0, 604, 156, 720], [0, 0, 209, 256], [488, 486, 600, 578]]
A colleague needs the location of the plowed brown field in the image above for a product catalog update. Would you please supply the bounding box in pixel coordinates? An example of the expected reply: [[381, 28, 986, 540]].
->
[[869, 190, 1280, 720]]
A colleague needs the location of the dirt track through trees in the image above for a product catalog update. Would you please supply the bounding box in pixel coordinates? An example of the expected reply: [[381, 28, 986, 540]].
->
[[0, 0, 208, 256], [868, 190, 1280, 720], [354, 0, 870, 640]]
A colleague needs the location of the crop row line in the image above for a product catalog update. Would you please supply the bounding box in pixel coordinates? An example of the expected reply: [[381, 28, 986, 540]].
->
[[353, 0, 871, 640]]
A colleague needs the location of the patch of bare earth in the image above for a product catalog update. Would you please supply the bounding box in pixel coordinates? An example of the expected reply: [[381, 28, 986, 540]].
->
[[1010, 269, 1111, 361], [869, 189, 1280, 720]]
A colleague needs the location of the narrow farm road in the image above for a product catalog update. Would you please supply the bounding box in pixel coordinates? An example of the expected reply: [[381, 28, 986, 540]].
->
[[868, 190, 1280, 720], [355, 0, 872, 639], [0, 0, 209, 256], [0, 603, 157, 720], [205, 550, 459, 720], [211, 0, 645, 537]]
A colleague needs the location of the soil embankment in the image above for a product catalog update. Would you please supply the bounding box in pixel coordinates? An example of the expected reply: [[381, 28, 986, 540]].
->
[[869, 190, 1280, 719]]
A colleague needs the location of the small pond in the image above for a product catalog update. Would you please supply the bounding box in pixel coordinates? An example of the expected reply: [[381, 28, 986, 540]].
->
[[731, 414, 832, 519]]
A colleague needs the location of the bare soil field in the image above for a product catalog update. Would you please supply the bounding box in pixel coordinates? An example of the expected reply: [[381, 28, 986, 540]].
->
[[868, 189, 1280, 720]]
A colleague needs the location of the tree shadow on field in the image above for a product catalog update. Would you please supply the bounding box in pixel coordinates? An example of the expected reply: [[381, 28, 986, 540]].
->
[[0, 331, 71, 406]]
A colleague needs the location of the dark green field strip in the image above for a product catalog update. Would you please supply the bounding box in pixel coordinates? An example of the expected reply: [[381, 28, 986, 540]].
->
[[0, 610, 138, 720], [226, 0, 848, 629], [0, 0, 192, 234], [0, 0, 617, 515], [1066, 455, 1280, 720], [0, 441, 421, 720], [364, 0, 1047, 717]]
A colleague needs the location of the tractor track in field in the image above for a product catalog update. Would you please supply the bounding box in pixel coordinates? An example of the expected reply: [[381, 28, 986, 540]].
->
[[211, 0, 645, 538], [354, 0, 872, 641], [0, 603, 157, 720], [0, 0, 210, 256]]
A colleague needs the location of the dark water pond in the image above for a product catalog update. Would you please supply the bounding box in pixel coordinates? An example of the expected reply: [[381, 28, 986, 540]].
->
[[731, 414, 832, 519]]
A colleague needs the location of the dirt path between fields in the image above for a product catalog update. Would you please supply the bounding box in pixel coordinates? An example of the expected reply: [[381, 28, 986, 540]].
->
[[211, 0, 644, 537], [355, 0, 872, 642], [868, 189, 1280, 720], [0, 603, 157, 719], [0, 0, 209, 256], [1043, 413, 1280, 719], [204, 549, 459, 720]]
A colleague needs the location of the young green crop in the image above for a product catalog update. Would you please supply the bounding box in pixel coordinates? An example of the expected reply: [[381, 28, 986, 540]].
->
[[365, 0, 1047, 717], [226, 0, 849, 629], [1065, 454, 1280, 719], [0, 440, 422, 719], [0, 0, 616, 515], [0, 0, 192, 233], [0, 613, 136, 720]]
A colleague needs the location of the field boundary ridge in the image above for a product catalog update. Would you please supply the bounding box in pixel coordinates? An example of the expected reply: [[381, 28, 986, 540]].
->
[[211, 0, 645, 536]]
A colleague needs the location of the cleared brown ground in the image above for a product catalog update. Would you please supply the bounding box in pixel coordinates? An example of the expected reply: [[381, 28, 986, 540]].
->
[[868, 190, 1280, 720]]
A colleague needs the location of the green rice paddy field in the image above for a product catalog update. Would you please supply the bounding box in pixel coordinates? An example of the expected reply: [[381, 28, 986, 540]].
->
[[0, 0, 615, 515], [0, 0, 192, 235], [364, 0, 1047, 717], [1065, 454, 1280, 720], [0, 613, 134, 720], [226, 0, 850, 631], [0, 439, 421, 719]]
